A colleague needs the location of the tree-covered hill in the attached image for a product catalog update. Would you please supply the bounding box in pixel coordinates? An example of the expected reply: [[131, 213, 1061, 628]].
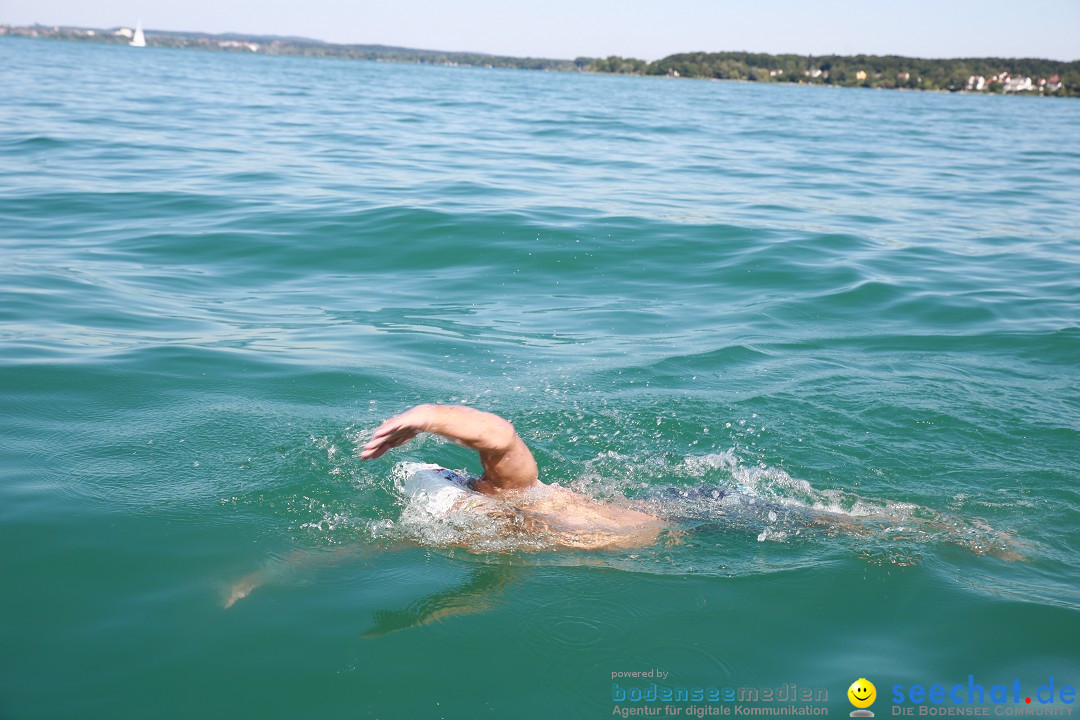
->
[[592, 51, 1078, 96]]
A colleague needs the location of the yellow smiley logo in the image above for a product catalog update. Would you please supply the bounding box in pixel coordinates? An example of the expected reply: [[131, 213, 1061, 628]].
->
[[848, 678, 877, 710]]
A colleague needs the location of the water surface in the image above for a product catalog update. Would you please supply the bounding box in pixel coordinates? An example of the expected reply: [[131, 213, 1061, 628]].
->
[[1, 36, 1078, 719]]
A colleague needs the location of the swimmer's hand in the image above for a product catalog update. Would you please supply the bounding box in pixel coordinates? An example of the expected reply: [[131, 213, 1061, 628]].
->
[[224, 574, 260, 608], [360, 406, 429, 459]]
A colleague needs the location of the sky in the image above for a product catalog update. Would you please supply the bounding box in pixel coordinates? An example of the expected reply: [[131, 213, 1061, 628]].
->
[[3, 0, 1078, 61]]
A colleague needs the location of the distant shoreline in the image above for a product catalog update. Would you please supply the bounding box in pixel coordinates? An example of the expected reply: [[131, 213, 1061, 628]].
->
[[3, 23, 1076, 98]]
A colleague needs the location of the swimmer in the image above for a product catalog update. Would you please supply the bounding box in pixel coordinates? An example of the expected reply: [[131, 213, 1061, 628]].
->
[[360, 404, 665, 550], [361, 404, 1023, 559], [225, 405, 1021, 607]]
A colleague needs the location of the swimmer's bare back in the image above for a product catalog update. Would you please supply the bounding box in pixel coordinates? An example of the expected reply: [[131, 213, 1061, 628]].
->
[[360, 404, 663, 549]]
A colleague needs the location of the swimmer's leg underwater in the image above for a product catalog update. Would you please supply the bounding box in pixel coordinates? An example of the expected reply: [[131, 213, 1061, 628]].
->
[[642, 484, 1023, 560]]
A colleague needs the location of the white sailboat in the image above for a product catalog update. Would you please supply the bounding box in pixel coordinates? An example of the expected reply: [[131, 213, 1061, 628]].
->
[[129, 20, 146, 47]]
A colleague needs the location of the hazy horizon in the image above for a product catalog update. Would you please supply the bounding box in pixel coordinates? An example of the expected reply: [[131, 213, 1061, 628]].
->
[[3, 0, 1078, 62]]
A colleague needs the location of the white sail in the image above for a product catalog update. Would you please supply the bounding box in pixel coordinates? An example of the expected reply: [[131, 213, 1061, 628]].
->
[[130, 20, 146, 47]]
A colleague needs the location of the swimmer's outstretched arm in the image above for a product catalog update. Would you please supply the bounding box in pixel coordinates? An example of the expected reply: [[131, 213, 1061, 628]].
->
[[360, 404, 539, 493], [364, 564, 522, 638]]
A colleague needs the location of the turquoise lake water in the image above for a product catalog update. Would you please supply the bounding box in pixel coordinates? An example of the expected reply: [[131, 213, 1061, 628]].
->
[[1, 36, 1078, 719]]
